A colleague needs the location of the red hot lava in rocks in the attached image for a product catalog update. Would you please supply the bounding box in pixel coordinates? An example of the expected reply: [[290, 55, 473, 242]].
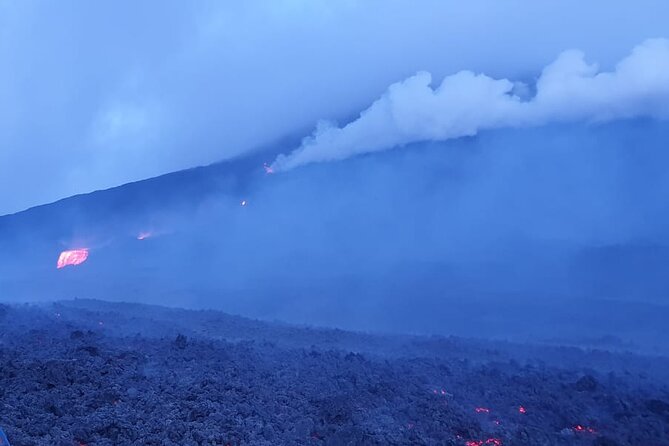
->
[[518, 406, 527, 414], [57, 249, 89, 269], [573, 425, 597, 434], [466, 439, 502, 446], [474, 407, 490, 413]]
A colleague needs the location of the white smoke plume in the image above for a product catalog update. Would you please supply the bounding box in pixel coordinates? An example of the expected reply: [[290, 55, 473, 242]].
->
[[272, 39, 669, 171]]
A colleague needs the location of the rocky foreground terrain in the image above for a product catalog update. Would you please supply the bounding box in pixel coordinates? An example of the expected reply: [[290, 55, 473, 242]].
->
[[0, 299, 668, 445]]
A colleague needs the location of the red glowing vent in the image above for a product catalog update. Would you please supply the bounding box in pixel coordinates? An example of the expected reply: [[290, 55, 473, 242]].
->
[[573, 425, 596, 434], [57, 249, 89, 269], [466, 439, 502, 446]]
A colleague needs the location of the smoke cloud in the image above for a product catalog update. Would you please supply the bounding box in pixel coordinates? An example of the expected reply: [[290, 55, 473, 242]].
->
[[273, 39, 669, 171]]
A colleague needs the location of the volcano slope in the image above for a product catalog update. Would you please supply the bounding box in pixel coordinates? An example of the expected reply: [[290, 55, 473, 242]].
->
[[0, 299, 668, 446]]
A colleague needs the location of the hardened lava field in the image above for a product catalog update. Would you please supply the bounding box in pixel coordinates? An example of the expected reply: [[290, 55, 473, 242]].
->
[[1, 300, 668, 446]]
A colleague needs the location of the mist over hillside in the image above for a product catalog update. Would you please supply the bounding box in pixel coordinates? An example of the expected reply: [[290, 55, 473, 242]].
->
[[2, 120, 669, 354]]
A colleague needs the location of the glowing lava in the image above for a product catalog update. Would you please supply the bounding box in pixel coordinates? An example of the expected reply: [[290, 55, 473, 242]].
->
[[519, 406, 527, 414], [573, 425, 596, 434], [475, 407, 490, 413], [466, 439, 502, 446], [57, 249, 89, 269], [432, 388, 451, 396]]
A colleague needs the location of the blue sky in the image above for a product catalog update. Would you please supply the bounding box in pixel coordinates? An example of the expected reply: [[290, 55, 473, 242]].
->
[[1, 0, 668, 214]]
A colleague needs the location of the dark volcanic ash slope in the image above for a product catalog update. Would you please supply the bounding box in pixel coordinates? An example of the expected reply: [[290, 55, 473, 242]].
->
[[0, 300, 668, 446]]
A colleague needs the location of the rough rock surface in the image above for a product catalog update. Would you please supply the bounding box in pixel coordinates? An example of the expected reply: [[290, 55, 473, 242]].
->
[[0, 300, 668, 445]]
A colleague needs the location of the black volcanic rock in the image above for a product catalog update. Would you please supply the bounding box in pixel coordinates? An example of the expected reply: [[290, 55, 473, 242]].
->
[[575, 374, 599, 392], [174, 333, 188, 349], [646, 399, 669, 415], [0, 300, 668, 445]]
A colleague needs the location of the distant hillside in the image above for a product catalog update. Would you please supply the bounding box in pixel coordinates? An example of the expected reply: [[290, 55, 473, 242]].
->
[[0, 143, 280, 244], [2, 121, 669, 352]]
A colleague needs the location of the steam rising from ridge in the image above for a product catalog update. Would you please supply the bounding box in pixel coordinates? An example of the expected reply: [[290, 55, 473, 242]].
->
[[273, 39, 669, 171]]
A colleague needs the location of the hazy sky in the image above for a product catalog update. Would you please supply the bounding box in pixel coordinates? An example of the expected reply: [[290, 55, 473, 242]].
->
[[1, 0, 669, 215]]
